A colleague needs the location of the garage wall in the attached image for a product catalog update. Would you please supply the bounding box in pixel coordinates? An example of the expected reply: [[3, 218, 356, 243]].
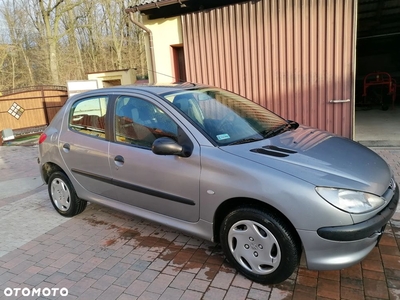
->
[[181, 0, 356, 138]]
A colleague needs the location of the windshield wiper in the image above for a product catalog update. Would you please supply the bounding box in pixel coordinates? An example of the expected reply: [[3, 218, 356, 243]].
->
[[228, 137, 263, 145], [263, 121, 298, 139]]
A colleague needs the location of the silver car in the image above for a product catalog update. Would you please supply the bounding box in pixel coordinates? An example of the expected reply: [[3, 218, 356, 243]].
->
[[38, 84, 399, 284]]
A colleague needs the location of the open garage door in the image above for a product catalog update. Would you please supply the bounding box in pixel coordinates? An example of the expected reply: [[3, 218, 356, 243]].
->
[[355, 0, 400, 146]]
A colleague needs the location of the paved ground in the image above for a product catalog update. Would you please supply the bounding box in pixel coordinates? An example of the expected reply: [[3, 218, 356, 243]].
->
[[1, 144, 400, 300], [355, 104, 400, 147]]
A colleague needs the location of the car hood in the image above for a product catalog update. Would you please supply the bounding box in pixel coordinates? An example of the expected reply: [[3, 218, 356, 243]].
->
[[221, 126, 391, 195]]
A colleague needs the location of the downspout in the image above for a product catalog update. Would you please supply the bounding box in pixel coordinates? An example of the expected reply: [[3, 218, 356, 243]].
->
[[127, 11, 156, 84]]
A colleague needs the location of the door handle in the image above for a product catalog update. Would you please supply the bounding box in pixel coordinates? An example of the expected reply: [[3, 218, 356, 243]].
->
[[329, 99, 350, 103], [62, 143, 70, 153], [114, 155, 124, 163]]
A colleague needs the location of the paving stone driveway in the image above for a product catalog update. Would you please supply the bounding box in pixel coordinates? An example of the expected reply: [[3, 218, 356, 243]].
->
[[1, 145, 400, 300]]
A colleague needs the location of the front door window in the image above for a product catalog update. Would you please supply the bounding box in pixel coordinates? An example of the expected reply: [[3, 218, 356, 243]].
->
[[115, 96, 178, 148]]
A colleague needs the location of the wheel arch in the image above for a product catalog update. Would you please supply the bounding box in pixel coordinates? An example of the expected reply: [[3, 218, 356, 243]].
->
[[41, 162, 65, 184], [213, 197, 302, 246]]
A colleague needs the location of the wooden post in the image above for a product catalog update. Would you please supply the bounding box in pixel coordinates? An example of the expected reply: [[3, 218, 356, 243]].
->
[[41, 86, 49, 125]]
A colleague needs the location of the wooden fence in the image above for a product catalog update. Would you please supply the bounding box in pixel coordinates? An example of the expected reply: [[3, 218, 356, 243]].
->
[[0, 86, 68, 135]]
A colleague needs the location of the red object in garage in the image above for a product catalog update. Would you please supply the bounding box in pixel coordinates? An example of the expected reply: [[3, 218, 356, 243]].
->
[[362, 71, 397, 110]]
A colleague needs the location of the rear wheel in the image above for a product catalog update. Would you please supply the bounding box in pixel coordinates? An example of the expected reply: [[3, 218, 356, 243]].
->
[[48, 171, 87, 217], [220, 207, 300, 284]]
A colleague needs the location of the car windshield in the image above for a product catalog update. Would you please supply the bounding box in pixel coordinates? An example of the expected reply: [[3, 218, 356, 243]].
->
[[162, 88, 292, 146]]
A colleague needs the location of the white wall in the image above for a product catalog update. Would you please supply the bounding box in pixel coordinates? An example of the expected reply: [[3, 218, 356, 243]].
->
[[87, 69, 137, 88], [144, 16, 183, 83]]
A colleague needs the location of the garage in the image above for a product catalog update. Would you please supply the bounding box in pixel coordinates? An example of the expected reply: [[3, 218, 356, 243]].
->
[[130, 0, 399, 142], [355, 0, 400, 146]]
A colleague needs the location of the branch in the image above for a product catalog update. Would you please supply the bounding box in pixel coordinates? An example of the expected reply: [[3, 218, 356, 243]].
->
[[50, 0, 65, 13]]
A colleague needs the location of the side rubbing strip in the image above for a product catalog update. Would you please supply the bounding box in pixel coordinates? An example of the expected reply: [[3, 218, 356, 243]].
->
[[71, 169, 196, 206], [72, 168, 113, 184]]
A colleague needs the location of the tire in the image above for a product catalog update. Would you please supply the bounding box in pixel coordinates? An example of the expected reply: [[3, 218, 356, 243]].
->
[[220, 207, 301, 284], [48, 171, 87, 217]]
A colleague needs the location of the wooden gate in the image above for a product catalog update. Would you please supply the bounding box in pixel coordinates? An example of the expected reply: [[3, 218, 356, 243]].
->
[[0, 85, 68, 135]]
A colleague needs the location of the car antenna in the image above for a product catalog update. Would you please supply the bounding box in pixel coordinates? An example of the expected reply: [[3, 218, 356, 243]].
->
[[145, 68, 197, 86]]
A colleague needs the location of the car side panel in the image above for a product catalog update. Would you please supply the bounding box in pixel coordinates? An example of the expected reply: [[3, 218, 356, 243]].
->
[[109, 139, 201, 222], [198, 146, 355, 230], [58, 130, 116, 200]]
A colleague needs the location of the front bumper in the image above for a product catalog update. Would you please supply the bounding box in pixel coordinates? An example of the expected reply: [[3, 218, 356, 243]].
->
[[299, 183, 399, 270]]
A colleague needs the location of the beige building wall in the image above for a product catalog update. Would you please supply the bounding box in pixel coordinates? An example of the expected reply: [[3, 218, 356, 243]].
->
[[87, 69, 137, 88], [144, 16, 183, 83]]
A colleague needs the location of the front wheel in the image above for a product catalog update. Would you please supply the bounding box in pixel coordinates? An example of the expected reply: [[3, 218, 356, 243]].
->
[[220, 207, 300, 284], [48, 171, 87, 217]]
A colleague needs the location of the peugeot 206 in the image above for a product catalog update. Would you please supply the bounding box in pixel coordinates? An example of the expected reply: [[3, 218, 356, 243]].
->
[[38, 84, 399, 284]]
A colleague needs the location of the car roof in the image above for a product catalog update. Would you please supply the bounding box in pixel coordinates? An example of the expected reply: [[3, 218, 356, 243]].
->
[[86, 82, 209, 97]]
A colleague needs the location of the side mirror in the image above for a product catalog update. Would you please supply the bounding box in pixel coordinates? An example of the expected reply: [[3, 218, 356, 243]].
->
[[152, 137, 191, 157]]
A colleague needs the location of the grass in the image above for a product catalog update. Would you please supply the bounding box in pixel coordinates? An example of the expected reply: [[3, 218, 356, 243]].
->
[[15, 134, 40, 142], [2, 134, 40, 146]]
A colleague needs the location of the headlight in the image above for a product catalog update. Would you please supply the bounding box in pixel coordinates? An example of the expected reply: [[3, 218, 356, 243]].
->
[[316, 187, 385, 214]]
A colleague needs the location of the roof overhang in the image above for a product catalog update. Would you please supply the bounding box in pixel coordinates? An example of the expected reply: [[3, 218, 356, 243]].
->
[[126, 0, 249, 19], [127, 0, 189, 13]]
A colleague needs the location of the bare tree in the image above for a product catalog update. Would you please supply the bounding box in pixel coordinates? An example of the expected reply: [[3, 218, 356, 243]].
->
[[0, 0, 147, 90], [64, 7, 85, 78], [36, 0, 84, 85], [1, 1, 37, 86], [101, 0, 126, 69]]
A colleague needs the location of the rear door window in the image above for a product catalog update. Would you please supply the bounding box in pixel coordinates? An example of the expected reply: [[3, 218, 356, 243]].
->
[[69, 96, 108, 139]]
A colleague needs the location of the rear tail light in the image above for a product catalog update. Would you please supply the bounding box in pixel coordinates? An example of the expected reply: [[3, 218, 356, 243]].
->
[[38, 133, 47, 144]]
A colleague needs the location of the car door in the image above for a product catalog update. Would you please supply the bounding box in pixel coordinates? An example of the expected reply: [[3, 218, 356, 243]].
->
[[109, 94, 201, 222], [58, 95, 116, 200]]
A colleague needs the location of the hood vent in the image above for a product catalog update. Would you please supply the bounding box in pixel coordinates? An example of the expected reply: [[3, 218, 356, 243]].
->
[[263, 145, 297, 154], [250, 146, 297, 158]]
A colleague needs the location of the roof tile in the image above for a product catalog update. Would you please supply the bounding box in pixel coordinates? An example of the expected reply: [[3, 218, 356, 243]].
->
[[137, 0, 164, 5]]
